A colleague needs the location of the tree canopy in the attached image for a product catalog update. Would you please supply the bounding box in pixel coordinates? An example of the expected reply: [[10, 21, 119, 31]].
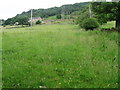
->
[[20, 2, 89, 18], [3, 2, 89, 26], [56, 14, 62, 19], [92, 2, 120, 28], [15, 15, 29, 25], [3, 18, 13, 25], [75, 5, 90, 27], [3, 15, 29, 26]]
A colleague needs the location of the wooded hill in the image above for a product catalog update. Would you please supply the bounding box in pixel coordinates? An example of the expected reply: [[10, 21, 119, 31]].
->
[[3, 2, 89, 25], [16, 2, 89, 18]]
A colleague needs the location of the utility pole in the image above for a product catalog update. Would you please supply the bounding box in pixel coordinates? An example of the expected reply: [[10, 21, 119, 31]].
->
[[61, 6, 65, 20], [89, 4, 92, 18], [31, 9, 33, 28], [69, 12, 71, 19]]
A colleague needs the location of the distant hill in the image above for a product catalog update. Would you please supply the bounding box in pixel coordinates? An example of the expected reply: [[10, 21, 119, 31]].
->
[[16, 2, 89, 18], [3, 2, 89, 25]]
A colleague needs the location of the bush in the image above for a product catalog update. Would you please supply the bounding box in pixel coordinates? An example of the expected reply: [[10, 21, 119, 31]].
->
[[82, 18, 99, 30], [36, 20, 41, 25], [2, 24, 6, 27], [56, 14, 62, 19]]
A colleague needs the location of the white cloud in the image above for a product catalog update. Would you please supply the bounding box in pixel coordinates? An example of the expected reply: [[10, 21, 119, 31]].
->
[[0, 0, 92, 20]]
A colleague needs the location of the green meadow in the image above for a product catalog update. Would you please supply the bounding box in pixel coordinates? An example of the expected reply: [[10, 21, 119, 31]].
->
[[0, 29, 2, 89], [2, 23, 118, 88]]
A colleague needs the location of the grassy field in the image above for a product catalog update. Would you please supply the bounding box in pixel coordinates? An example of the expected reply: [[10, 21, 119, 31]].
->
[[0, 28, 2, 89], [2, 23, 118, 88], [100, 21, 115, 29], [47, 16, 56, 20]]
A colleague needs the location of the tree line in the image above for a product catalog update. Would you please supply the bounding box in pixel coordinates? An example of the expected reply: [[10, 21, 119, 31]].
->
[[2, 1, 120, 30], [3, 2, 89, 26], [76, 1, 120, 30]]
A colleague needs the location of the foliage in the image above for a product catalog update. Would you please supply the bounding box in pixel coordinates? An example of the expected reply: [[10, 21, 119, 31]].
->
[[75, 5, 90, 27], [56, 14, 62, 19], [0, 19, 4, 26], [36, 20, 41, 25], [91, 2, 120, 28], [3, 18, 13, 25], [3, 15, 30, 26], [15, 15, 30, 25], [4, 2, 89, 26], [82, 18, 99, 30]]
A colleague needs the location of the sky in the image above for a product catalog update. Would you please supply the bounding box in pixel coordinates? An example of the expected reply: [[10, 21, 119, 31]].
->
[[0, 0, 111, 20]]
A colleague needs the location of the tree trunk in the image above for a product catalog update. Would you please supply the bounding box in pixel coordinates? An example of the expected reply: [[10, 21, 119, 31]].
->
[[116, 1, 120, 29], [116, 19, 120, 28]]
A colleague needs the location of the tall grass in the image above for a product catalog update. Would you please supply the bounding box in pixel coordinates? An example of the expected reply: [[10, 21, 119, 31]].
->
[[0, 29, 2, 89], [2, 24, 118, 88]]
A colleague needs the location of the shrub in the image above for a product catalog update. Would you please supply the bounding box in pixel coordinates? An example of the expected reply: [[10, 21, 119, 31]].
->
[[82, 18, 99, 30], [56, 14, 62, 19], [36, 20, 41, 25], [2, 24, 6, 27]]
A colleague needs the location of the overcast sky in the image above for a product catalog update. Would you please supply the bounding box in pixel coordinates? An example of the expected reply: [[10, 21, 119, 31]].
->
[[0, 0, 111, 20]]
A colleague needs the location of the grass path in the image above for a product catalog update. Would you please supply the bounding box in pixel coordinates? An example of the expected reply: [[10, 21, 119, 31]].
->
[[2, 24, 118, 88]]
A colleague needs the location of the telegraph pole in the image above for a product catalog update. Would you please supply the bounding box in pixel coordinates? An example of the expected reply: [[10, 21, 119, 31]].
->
[[89, 3, 92, 18], [61, 6, 65, 20], [68, 11, 70, 19], [31, 9, 33, 28]]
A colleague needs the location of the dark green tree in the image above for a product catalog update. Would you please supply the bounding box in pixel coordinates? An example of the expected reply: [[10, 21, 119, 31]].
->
[[15, 15, 29, 25], [56, 14, 62, 19], [76, 5, 90, 27], [3, 18, 13, 25], [14, 2, 89, 19], [36, 20, 41, 25], [92, 2, 120, 28]]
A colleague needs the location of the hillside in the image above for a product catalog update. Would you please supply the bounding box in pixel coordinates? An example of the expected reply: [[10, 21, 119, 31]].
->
[[16, 2, 89, 18]]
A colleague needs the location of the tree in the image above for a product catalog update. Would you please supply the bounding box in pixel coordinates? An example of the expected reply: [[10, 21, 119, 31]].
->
[[76, 5, 90, 27], [92, 2, 120, 28], [13, 2, 89, 19], [3, 18, 13, 25], [16, 15, 29, 25], [3, 15, 29, 26], [56, 14, 62, 19], [36, 20, 41, 25]]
